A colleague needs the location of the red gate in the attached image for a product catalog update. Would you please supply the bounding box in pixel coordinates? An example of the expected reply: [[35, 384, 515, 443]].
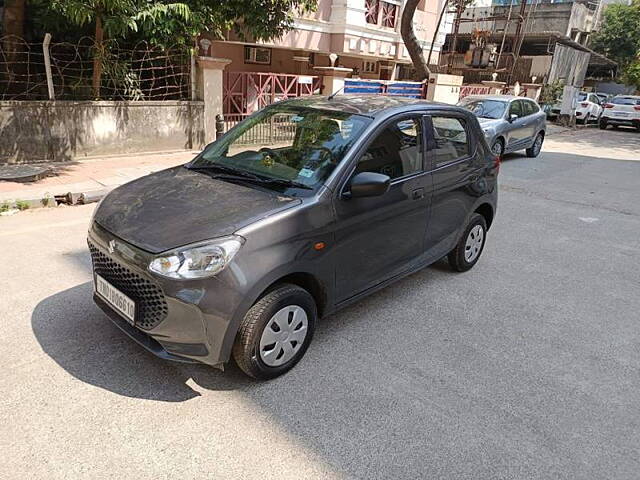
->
[[223, 72, 321, 129]]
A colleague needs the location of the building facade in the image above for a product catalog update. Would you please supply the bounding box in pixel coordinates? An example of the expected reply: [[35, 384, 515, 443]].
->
[[199, 0, 450, 81]]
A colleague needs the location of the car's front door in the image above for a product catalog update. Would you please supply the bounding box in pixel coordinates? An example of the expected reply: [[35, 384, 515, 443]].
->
[[333, 115, 431, 302], [505, 100, 530, 150]]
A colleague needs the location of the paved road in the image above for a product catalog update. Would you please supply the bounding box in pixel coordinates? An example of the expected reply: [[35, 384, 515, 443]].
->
[[1, 128, 640, 479]]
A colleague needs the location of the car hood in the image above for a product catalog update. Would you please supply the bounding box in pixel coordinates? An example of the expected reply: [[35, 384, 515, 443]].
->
[[94, 166, 300, 253], [477, 118, 503, 129]]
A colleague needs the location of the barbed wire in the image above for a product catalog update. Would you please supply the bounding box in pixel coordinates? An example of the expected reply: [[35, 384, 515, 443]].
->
[[0, 35, 191, 101]]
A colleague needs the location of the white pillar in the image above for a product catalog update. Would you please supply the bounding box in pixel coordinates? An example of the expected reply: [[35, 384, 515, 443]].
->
[[196, 56, 231, 142], [313, 66, 353, 96]]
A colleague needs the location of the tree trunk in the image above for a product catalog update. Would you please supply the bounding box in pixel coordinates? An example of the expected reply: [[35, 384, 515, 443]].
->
[[92, 16, 104, 99], [400, 0, 431, 81], [427, 0, 448, 67]]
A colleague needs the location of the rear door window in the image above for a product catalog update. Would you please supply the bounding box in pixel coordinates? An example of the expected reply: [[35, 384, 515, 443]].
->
[[522, 101, 537, 116], [430, 117, 469, 167]]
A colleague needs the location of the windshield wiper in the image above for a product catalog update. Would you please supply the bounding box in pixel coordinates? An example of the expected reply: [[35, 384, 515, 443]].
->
[[187, 164, 312, 190], [185, 163, 261, 180], [260, 178, 313, 190]]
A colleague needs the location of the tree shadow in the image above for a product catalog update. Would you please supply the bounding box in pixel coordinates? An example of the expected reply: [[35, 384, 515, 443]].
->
[[1, 101, 205, 165]]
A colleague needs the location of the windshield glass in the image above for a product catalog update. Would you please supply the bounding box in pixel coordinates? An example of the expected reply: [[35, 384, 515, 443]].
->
[[190, 105, 371, 192], [578, 93, 587, 101], [458, 98, 508, 119], [611, 97, 640, 105]]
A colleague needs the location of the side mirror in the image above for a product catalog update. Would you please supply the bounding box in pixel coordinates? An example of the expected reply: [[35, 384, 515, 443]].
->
[[344, 172, 390, 199], [509, 113, 518, 122]]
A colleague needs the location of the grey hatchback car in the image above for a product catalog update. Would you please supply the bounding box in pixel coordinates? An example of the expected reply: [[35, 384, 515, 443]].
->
[[458, 95, 546, 158], [88, 95, 498, 380]]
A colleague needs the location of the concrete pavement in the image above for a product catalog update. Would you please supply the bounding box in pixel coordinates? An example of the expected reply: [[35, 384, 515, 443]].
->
[[1, 128, 640, 479]]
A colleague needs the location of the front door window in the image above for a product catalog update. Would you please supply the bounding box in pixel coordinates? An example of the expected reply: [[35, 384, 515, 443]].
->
[[355, 117, 423, 179]]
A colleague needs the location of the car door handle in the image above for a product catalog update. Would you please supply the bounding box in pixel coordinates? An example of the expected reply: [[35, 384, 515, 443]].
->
[[412, 188, 424, 200]]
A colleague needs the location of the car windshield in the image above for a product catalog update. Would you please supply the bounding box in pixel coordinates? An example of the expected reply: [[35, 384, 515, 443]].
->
[[578, 93, 588, 101], [458, 99, 507, 119], [189, 105, 371, 193], [611, 97, 640, 105]]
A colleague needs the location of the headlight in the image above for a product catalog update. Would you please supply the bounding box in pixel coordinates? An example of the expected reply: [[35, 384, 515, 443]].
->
[[149, 236, 244, 279]]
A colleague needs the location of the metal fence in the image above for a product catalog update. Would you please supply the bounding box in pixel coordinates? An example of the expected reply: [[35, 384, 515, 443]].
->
[[344, 79, 426, 98], [0, 35, 191, 101], [223, 113, 298, 146]]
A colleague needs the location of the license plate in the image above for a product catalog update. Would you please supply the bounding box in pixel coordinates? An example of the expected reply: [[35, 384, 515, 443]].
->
[[95, 274, 135, 324]]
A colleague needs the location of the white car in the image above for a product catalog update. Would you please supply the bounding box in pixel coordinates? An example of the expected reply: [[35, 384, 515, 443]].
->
[[575, 92, 603, 124], [599, 95, 640, 132]]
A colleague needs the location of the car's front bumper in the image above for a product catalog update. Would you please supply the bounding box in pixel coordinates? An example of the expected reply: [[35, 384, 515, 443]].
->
[[87, 222, 246, 368]]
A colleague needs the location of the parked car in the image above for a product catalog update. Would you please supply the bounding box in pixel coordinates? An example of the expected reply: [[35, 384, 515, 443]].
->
[[595, 92, 611, 105], [575, 92, 604, 124], [599, 95, 640, 131], [458, 94, 546, 158], [88, 95, 499, 380]]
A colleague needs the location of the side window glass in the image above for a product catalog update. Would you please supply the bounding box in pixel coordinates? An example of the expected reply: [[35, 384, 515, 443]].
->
[[430, 117, 469, 167], [523, 101, 535, 116], [529, 101, 540, 113], [355, 117, 423, 180], [510, 101, 523, 118]]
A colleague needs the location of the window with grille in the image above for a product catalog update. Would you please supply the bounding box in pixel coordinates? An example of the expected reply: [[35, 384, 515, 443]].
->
[[381, 2, 397, 28], [244, 46, 272, 65], [365, 0, 380, 24]]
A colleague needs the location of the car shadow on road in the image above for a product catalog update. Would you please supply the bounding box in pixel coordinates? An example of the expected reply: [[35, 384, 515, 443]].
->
[[31, 281, 255, 402]]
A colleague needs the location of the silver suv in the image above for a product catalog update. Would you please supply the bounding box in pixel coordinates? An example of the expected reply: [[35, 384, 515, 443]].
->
[[458, 95, 546, 158]]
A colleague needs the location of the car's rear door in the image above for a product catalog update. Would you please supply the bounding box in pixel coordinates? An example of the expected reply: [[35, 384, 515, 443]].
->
[[423, 112, 481, 260], [332, 114, 432, 302]]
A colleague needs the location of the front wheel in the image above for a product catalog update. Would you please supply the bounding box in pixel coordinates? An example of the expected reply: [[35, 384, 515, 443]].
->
[[491, 138, 504, 159], [233, 284, 316, 380], [448, 213, 488, 272], [526, 133, 544, 158]]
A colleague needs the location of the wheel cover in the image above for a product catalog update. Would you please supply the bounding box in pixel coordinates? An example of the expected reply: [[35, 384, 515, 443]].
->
[[533, 135, 543, 154], [464, 224, 484, 263], [492, 141, 503, 156], [259, 305, 308, 367]]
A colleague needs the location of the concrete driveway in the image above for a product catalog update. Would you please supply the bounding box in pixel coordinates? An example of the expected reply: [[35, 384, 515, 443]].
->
[[1, 127, 639, 479]]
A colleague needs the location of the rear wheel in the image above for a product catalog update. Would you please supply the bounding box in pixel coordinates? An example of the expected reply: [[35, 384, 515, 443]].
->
[[526, 133, 544, 158], [599, 119, 608, 130], [582, 113, 590, 125], [233, 284, 316, 380], [448, 213, 487, 272]]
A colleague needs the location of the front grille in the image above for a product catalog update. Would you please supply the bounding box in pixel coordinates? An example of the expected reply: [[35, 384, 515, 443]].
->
[[89, 241, 168, 330]]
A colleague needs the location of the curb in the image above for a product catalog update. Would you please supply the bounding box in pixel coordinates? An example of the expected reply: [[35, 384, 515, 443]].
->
[[0, 186, 113, 214]]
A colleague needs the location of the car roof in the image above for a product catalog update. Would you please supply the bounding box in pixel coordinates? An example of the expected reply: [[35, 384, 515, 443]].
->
[[274, 95, 454, 117], [461, 94, 536, 103]]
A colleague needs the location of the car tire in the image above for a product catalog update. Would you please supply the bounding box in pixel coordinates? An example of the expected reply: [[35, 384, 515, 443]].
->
[[525, 132, 544, 158], [448, 213, 488, 272], [599, 119, 608, 130], [491, 138, 504, 159], [233, 283, 316, 380], [582, 113, 590, 124]]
